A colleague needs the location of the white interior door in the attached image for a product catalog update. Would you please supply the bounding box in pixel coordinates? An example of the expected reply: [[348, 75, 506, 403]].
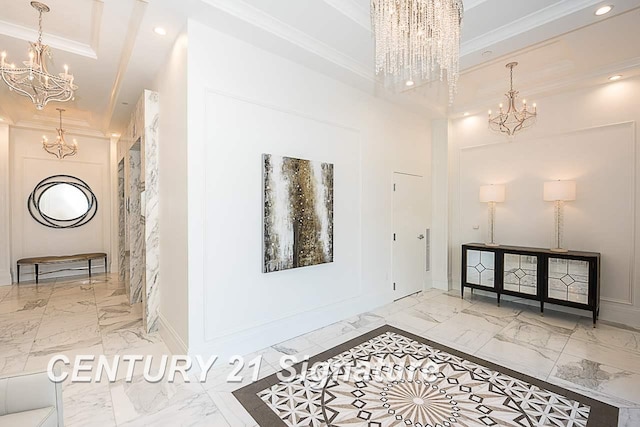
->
[[393, 173, 428, 299]]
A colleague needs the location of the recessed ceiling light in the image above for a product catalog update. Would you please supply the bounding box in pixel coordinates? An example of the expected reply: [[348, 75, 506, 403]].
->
[[111, 133, 120, 137], [609, 74, 622, 81], [405, 80, 414, 87], [154, 27, 167, 36], [595, 5, 613, 15]]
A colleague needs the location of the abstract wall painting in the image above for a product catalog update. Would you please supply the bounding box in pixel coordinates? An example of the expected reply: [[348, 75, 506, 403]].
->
[[263, 154, 334, 273]]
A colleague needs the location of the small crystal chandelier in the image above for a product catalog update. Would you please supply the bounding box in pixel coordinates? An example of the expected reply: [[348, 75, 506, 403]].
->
[[370, 0, 464, 102], [488, 62, 537, 137], [43, 108, 77, 159], [0, 2, 78, 110]]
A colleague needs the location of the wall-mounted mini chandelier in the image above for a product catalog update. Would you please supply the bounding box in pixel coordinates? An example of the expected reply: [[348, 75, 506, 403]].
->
[[488, 62, 537, 137], [370, 0, 463, 102], [43, 108, 77, 159], [0, 2, 77, 110]]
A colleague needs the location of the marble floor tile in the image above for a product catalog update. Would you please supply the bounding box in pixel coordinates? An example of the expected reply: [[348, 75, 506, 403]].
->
[[24, 343, 106, 372], [518, 306, 581, 331], [572, 319, 640, 354], [202, 358, 278, 393], [118, 391, 229, 427], [476, 336, 560, 379], [302, 321, 357, 345], [0, 353, 29, 376], [461, 299, 522, 328], [619, 408, 640, 427], [562, 337, 640, 375], [31, 318, 101, 355], [63, 381, 116, 427], [0, 286, 11, 302], [110, 376, 222, 426], [1, 279, 639, 425], [425, 311, 505, 354], [0, 295, 49, 315], [411, 300, 462, 323], [98, 302, 143, 333], [101, 327, 163, 355], [344, 312, 385, 330], [385, 308, 441, 332], [94, 288, 128, 307], [207, 390, 258, 426], [549, 353, 640, 405]]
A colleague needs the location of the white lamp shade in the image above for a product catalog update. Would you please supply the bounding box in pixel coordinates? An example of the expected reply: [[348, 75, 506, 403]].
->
[[479, 184, 506, 203], [543, 180, 576, 201]]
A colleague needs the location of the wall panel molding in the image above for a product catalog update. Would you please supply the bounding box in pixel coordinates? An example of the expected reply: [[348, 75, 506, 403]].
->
[[201, 88, 363, 343], [455, 121, 636, 310]]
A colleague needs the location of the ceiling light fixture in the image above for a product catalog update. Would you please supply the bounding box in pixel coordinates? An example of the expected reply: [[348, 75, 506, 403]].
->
[[111, 133, 120, 137], [370, 0, 463, 103], [153, 27, 167, 36], [595, 5, 613, 15], [0, 2, 77, 110], [608, 74, 622, 81], [42, 108, 77, 159], [488, 62, 537, 137], [405, 80, 415, 87]]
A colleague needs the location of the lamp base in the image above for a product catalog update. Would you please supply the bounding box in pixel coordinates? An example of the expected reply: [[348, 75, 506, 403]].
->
[[485, 243, 500, 247], [550, 247, 569, 253]]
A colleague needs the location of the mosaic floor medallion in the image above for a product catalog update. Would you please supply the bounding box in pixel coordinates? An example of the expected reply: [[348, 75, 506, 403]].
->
[[234, 326, 618, 426]]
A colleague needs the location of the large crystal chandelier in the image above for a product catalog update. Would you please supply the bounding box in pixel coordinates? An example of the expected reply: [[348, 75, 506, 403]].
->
[[488, 62, 537, 137], [0, 2, 77, 110], [370, 0, 463, 102], [42, 108, 77, 159]]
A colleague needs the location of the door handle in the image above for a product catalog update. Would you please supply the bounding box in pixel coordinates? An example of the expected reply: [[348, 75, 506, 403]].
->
[[418, 234, 425, 240]]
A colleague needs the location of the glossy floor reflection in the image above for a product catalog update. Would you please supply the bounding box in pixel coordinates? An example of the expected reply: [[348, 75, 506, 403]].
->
[[1, 275, 639, 426]]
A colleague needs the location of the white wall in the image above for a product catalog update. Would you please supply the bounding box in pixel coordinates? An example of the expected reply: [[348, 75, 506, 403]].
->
[[186, 20, 432, 357], [152, 32, 189, 351], [447, 76, 640, 327], [0, 124, 10, 285], [9, 127, 112, 282]]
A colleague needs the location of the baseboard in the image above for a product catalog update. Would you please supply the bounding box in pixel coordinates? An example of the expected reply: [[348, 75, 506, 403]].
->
[[465, 288, 640, 328], [600, 301, 640, 328], [189, 290, 392, 360], [430, 279, 450, 291], [157, 311, 188, 355]]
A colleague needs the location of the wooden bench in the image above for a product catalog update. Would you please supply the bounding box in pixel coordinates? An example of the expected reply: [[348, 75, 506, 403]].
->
[[17, 253, 107, 284]]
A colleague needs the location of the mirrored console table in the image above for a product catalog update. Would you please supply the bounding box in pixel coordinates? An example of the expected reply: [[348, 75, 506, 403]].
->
[[461, 243, 601, 326]]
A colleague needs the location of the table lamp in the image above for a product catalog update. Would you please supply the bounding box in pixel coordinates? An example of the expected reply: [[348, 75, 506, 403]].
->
[[479, 184, 506, 246], [544, 180, 576, 252]]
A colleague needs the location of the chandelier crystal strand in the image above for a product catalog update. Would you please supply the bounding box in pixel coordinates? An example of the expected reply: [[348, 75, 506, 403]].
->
[[488, 62, 537, 137], [42, 108, 77, 159], [371, 0, 463, 102], [0, 2, 77, 110]]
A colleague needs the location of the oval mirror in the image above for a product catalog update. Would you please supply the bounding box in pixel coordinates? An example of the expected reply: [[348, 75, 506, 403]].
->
[[39, 183, 90, 220], [28, 175, 98, 228]]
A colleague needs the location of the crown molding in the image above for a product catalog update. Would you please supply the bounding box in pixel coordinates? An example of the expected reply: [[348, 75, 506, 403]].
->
[[322, 0, 371, 32], [90, 0, 105, 55], [101, 0, 148, 132], [0, 20, 97, 59], [202, 0, 373, 82], [449, 56, 640, 116], [11, 120, 108, 139], [460, 0, 603, 57]]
